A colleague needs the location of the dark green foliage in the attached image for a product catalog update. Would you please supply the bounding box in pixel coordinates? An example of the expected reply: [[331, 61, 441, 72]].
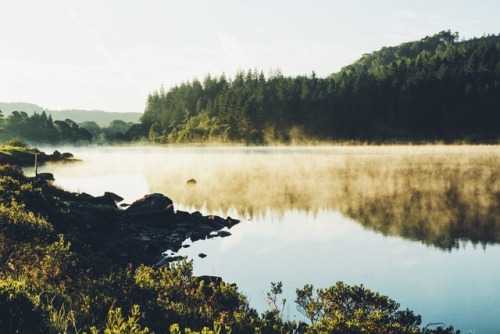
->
[[3, 111, 93, 144], [5, 137, 28, 148], [79, 120, 137, 143], [0, 165, 24, 179], [0, 278, 50, 334], [0, 102, 140, 127], [294, 282, 459, 334], [139, 32, 500, 144]]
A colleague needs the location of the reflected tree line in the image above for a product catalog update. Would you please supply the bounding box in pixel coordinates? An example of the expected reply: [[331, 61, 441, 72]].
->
[[148, 149, 500, 251], [338, 155, 500, 250]]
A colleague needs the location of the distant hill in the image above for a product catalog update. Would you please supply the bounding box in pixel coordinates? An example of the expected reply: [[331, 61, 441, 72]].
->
[[0, 102, 141, 127]]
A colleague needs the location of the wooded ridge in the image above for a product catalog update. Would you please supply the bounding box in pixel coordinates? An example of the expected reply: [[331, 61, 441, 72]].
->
[[138, 31, 500, 144], [1, 31, 498, 145]]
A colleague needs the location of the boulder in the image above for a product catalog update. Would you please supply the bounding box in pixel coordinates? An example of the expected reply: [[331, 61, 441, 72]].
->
[[78, 192, 95, 201], [104, 191, 124, 203], [91, 194, 117, 207], [37, 172, 55, 183], [78, 192, 118, 207], [62, 152, 74, 159], [190, 232, 205, 242], [218, 230, 232, 238], [125, 193, 174, 216], [226, 216, 241, 229]]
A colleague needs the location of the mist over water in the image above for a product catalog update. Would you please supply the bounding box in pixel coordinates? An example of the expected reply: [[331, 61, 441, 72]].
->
[[34, 145, 500, 333]]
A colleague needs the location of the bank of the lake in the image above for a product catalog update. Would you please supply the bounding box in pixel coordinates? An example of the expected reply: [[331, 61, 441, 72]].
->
[[1, 144, 470, 333], [35, 144, 500, 333]]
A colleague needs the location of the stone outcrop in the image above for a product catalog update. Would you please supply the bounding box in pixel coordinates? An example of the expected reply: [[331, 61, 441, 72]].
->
[[2, 147, 237, 268], [0, 148, 78, 166], [124, 193, 174, 217], [65, 191, 240, 266]]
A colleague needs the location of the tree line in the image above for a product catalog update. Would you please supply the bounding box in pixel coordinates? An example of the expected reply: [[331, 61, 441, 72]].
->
[[2, 31, 498, 145], [138, 31, 500, 144], [0, 110, 136, 144]]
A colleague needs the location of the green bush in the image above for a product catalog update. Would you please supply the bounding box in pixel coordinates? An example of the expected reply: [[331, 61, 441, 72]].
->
[[5, 137, 28, 148], [0, 277, 50, 333], [89, 305, 150, 334], [0, 201, 54, 243], [295, 281, 459, 334], [0, 165, 24, 179]]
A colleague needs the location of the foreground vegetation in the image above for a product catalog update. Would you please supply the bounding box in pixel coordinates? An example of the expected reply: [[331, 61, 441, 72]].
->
[[0, 146, 460, 333]]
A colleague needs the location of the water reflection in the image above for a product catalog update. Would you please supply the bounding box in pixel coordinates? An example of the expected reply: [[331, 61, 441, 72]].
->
[[41, 145, 500, 249], [140, 146, 499, 250], [177, 210, 500, 334], [37, 145, 500, 333]]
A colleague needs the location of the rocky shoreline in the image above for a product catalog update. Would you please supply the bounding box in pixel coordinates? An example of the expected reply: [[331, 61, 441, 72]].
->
[[67, 191, 239, 266], [0, 147, 78, 166], [0, 146, 240, 267]]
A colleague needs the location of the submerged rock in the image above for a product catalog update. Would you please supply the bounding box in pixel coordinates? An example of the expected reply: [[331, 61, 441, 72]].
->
[[218, 231, 232, 238]]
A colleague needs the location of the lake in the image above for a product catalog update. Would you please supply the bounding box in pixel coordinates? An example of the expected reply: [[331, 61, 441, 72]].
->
[[33, 145, 500, 333]]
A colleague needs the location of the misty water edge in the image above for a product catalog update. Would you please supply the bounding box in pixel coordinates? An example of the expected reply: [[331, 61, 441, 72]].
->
[[31, 145, 500, 333]]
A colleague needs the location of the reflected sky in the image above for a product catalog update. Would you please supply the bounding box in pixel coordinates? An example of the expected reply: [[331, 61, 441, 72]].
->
[[177, 209, 500, 333], [32, 145, 500, 333]]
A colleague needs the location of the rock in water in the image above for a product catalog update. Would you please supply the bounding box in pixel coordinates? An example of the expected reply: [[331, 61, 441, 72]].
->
[[125, 193, 174, 216], [104, 191, 124, 203], [37, 172, 55, 183]]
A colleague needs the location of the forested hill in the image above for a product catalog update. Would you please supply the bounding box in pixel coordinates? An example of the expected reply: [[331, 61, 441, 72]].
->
[[139, 31, 500, 144]]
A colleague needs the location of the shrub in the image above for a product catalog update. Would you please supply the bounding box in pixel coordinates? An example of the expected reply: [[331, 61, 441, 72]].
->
[[0, 165, 23, 179], [5, 137, 28, 148], [0, 276, 50, 333]]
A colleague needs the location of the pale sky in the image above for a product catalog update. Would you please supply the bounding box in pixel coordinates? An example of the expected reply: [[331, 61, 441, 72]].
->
[[0, 0, 498, 113]]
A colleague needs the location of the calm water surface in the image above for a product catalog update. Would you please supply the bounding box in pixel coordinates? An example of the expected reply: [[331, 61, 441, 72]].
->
[[34, 146, 500, 333]]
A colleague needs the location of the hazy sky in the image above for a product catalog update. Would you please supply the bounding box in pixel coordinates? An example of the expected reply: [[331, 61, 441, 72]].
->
[[0, 0, 498, 113]]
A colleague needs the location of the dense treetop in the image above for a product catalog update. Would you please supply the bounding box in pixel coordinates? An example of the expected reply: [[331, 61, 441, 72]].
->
[[138, 31, 500, 144], [0, 109, 136, 144]]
